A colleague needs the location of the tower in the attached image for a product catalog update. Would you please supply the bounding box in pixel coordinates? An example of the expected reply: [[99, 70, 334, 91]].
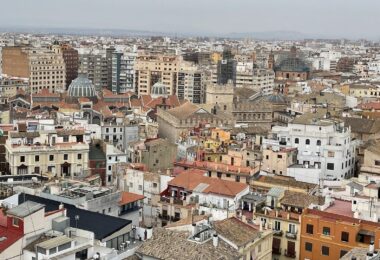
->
[[268, 50, 275, 70]]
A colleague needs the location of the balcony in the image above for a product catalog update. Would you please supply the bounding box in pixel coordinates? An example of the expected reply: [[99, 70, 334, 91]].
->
[[273, 230, 283, 237], [272, 248, 282, 255], [284, 249, 296, 258], [286, 231, 297, 240]]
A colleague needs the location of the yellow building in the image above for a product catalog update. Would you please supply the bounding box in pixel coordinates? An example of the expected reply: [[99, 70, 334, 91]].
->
[[134, 52, 181, 96], [2, 46, 66, 94], [210, 128, 230, 142], [210, 52, 222, 64]]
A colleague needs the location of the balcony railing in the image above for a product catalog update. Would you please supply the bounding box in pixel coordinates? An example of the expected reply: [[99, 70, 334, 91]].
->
[[286, 231, 297, 240], [272, 248, 282, 255], [284, 249, 296, 258], [273, 230, 283, 237]]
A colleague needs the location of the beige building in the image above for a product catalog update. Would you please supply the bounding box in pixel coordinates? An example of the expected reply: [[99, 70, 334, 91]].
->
[[2, 46, 66, 94], [134, 53, 181, 96], [5, 129, 89, 177], [360, 140, 380, 177], [262, 147, 298, 175], [0, 76, 29, 104], [157, 101, 234, 143], [205, 83, 234, 104]]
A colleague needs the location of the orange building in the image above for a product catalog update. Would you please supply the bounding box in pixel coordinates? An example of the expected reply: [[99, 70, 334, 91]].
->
[[300, 208, 380, 260]]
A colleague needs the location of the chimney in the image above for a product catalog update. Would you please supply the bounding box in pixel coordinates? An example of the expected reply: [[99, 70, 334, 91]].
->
[[192, 223, 197, 236], [369, 241, 375, 254], [213, 234, 218, 247]]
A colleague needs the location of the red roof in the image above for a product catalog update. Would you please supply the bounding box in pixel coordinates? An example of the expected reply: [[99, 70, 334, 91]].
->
[[168, 169, 248, 197], [358, 102, 380, 110], [324, 199, 354, 218], [119, 192, 145, 206], [175, 160, 254, 176]]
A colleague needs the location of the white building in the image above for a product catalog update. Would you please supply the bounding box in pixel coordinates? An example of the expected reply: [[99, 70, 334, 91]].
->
[[252, 69, 275, 95], [263, 113, 355, 184]]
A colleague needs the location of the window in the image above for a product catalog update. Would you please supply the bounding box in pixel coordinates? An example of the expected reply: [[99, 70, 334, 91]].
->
[[341, 231, 349, 242], [49, 247, 57, 254], [305, 242, 312, 252], [322, 227, 330, 236], [328, 151, 335, 157], [49, 155, 54, 161], [375, 160, 380, 166], [108, 207, 111, 213], [63, 154, 68, 160], [322, 246, 329, 256], [63, 136, 69, 142], [12, 217, 19, 227], [138, 185, 142, 191], [77, 154, 82, 160], [305, 139, 310, 145], [277, 155, 283, 159], [217, 172, 222, 178], [295, 138, 299, 144], [20, 156, 25, 162], [306, 224, 313, 234], [108, 166, 111, 171], [153, 183, 158, 188], [289, 223, 296, 233], [266, 155, 269, 160], [316, 140, 321, 146], [327, 163, 334, 170], [274, 221, 281, 230], [35, 155, 39, 162]]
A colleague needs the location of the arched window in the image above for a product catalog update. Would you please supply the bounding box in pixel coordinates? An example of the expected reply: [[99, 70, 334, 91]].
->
[[316, 140, 321, 146], [305, 139, 310, 145], [295, 138, 299, 144]]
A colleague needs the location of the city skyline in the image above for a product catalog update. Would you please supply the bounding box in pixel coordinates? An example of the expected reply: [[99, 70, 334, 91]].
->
[[1, 0, 380, 40]]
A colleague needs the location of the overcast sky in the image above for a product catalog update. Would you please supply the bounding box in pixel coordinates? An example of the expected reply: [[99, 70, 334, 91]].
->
[[1, 0, 379, 39]]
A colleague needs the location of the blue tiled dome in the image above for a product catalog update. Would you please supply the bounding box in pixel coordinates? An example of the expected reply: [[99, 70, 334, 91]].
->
[[68, 74, 97, 97]]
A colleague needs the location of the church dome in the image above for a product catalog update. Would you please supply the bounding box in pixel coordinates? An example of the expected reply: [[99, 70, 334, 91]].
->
[[276, 57, 310, 72], [68, 74, 97, 98], [151, 82, 168, 98], [265, 93, 287, 104]]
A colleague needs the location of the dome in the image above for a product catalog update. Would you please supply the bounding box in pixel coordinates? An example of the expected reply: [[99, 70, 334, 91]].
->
[[276, 57, 310, 72], [265, 93, 287, 104], [68, 74, 97, 98], [151, 82, 168, 98]]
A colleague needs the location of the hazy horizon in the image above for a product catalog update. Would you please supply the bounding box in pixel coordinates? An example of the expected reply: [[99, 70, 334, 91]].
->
[[1, 0, 380, 40]]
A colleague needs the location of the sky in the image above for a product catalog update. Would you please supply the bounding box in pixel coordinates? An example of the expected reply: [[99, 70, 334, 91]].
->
[[1, 0, 379, 39]]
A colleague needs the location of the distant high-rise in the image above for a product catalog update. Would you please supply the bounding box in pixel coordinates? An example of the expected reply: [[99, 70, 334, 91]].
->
[[134, 53, 180, 96], [2, 46, 66, 93], [216, 47, 236, 85], [111, 52, 136, 94], [79, 53, 108, 92], [51, 43, 78, 89]]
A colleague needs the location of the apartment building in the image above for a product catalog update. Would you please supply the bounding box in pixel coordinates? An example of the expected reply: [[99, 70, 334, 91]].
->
[[111, 51, 136, 94], [177, 65, 205, 103], [300, 208, 380, 260], [264, 113, 356, 183], [2, 46, 66, 94], [5, 128, 89, 177], [79, 52, 108, 92], [0, 76, 28, 104], [252, 68, 275, 95], [53, 43, 78, 88], [134, 53, 180, 96]]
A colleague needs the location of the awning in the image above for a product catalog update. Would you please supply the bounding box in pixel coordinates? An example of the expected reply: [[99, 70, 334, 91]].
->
[[358, 229, 375, 236]]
